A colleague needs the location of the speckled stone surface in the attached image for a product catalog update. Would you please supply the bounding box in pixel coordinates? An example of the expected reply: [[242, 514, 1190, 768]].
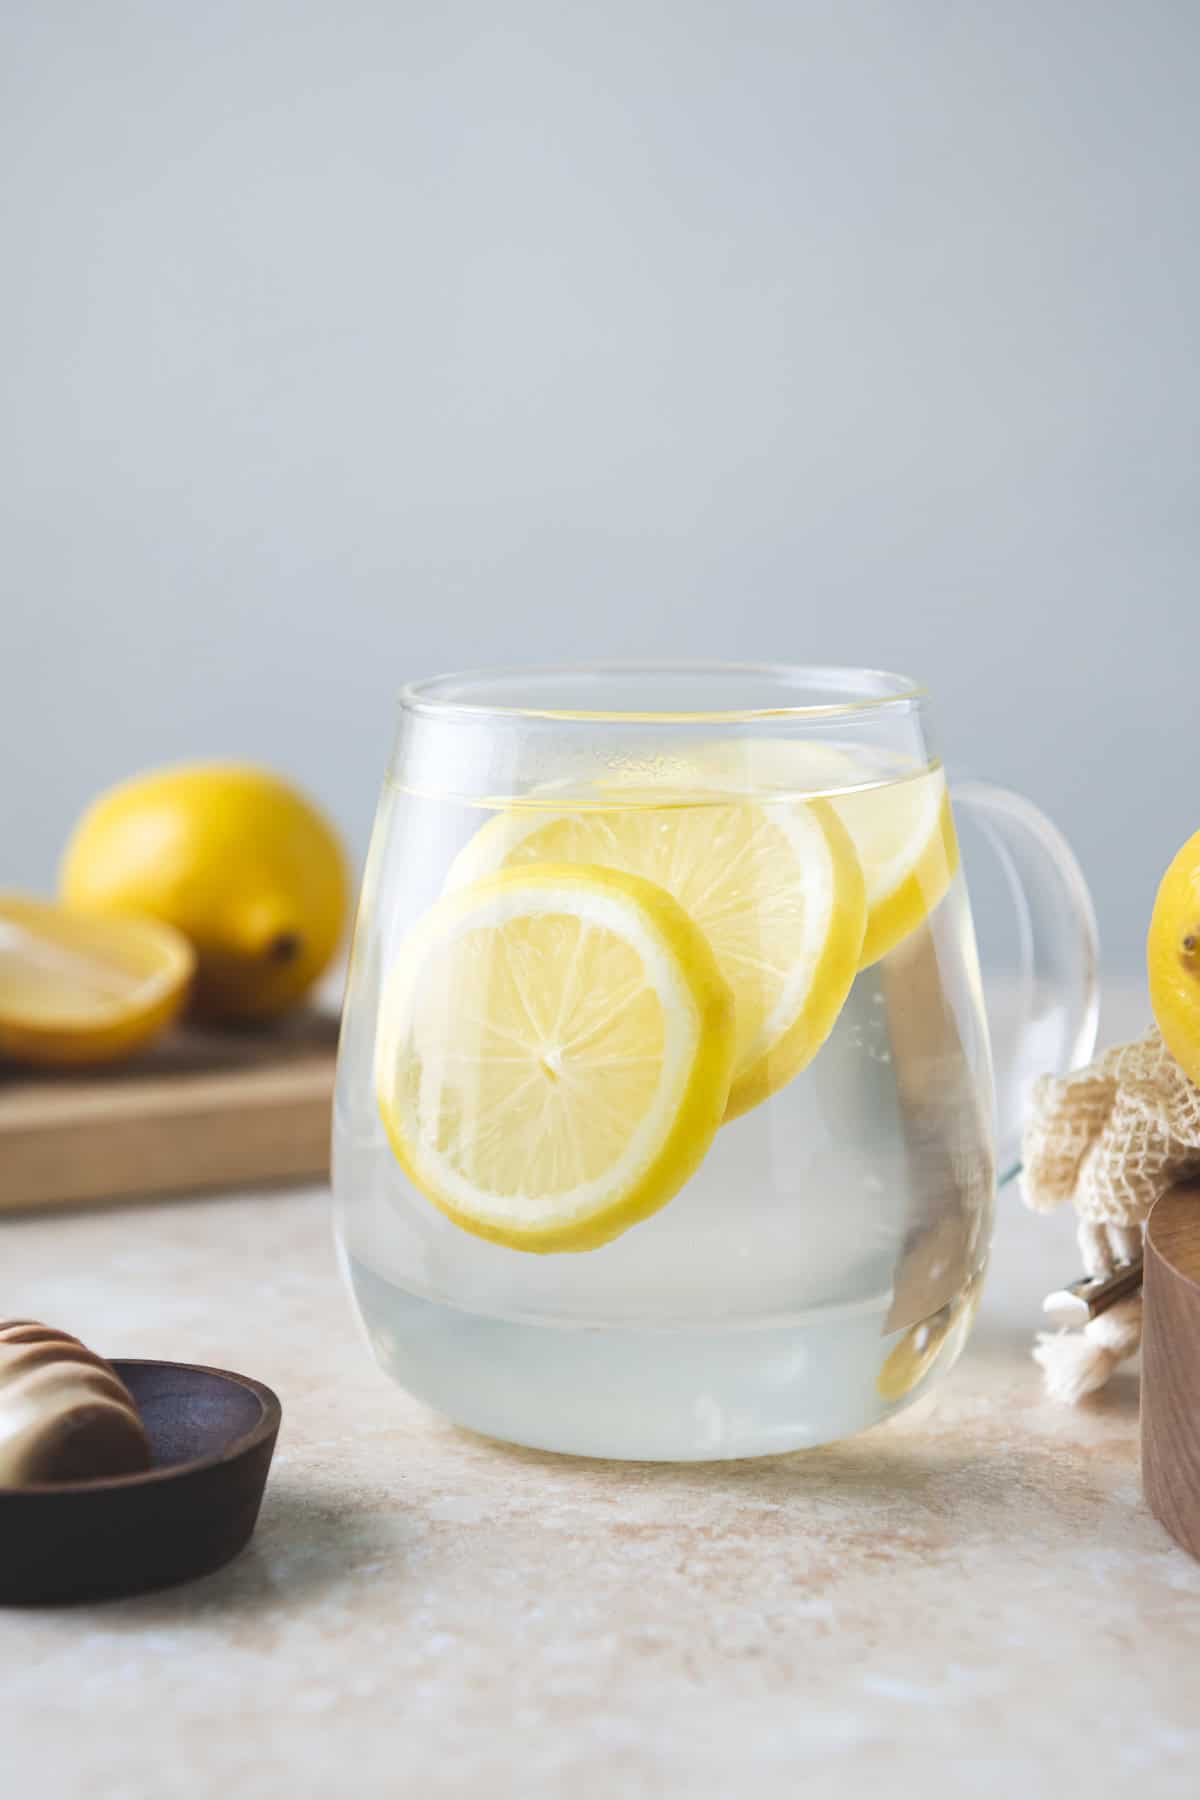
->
[[3, 988, 1197, 1798]]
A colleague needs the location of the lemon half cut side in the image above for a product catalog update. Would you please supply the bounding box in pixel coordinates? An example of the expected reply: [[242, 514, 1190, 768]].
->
[[0, 893, 194, 1065]]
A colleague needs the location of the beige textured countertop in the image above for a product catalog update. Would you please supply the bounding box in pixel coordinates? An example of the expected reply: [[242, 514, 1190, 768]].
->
[[3, 987, 1198, 1798]]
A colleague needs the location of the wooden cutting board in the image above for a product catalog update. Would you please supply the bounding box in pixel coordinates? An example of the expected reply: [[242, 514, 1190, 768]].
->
[[0, 1010, 338, 1214]]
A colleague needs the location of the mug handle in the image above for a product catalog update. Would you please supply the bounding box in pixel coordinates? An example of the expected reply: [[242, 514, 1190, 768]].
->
[[950, 780, 1101, 1185]]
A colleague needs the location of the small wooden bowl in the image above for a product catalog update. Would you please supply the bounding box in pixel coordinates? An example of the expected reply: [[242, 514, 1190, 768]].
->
[[0, 1359, 281, 1604]]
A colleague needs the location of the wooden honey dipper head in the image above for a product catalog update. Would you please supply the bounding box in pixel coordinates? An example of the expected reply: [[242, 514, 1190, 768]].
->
[[0, 1320, 151, 1487]]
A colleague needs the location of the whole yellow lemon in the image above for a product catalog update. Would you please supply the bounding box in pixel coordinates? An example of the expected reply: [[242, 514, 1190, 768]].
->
[[1148, 827, 1200, 1087], [61, 764, 351, 1022]]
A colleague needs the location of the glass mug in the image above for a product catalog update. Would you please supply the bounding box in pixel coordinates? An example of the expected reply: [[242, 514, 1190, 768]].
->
[[333, 664, 1097, 1460]]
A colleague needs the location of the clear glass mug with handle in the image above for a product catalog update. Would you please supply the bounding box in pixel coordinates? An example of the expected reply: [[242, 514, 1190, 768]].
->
[[333, 664, 1097, 1460]]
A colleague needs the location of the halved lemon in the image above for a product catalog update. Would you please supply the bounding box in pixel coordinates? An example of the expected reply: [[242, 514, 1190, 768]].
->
[[830, 768, 958, 969], [375, 863, 736, 1253], [446, 796, 866, 1121], [0, 893, 194, 1065]]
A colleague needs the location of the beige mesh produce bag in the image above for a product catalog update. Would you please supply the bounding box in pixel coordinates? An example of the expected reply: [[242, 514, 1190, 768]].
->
[[1023, 1027, 1200, 1401]]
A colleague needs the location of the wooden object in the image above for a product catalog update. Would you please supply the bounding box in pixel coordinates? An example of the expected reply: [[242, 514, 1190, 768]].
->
[[1142, 1184, 1200, 1560], [0, 1319, 150, 1485], [0, 1359, 281, 1603], [0, 1010, 337, 1213]]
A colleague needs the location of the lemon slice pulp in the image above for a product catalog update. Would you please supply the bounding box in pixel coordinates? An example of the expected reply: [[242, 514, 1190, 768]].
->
[[447, 796, 866, 1121], [0, 894, 194, 1065], [375, 864, 736, 1252]]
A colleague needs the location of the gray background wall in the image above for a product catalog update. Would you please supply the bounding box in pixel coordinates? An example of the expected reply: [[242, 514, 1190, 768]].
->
[[2, 0, 1196, 970]]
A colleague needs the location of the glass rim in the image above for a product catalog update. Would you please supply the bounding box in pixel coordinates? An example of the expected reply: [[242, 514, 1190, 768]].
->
[[399, 661, 925, 725]]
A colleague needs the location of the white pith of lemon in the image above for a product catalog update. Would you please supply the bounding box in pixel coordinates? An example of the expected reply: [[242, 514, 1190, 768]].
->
[[446, 794, 866, 1121], [375, 863, 736, 1252]]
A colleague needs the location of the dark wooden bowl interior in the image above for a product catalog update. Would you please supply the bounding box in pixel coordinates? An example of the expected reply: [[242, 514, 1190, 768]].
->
[[123, 1362, 267, 1469]]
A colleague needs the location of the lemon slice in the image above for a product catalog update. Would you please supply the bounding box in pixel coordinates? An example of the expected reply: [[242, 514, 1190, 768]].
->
[[593, 739, 956, 969], [0, 893, 194, 1066], [375, 863, 736, 1253], [830, 768, 958, 969], [447, 796, 866, 1121]]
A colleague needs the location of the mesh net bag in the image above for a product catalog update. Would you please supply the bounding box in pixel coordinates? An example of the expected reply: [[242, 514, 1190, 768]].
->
[[1022, 1027, 1200, 1400]]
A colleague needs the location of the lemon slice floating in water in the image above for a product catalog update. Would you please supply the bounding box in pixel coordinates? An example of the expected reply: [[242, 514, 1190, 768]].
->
[[375, 864, 736, 1252], [830, 768, 958, 969], [595, 738, 957, 972], [0, 894, 194, 1065], [446, 796, 866, 1121]]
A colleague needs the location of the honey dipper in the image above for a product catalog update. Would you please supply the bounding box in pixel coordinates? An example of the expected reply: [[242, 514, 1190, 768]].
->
[[0, 1319, 151, 1486]]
